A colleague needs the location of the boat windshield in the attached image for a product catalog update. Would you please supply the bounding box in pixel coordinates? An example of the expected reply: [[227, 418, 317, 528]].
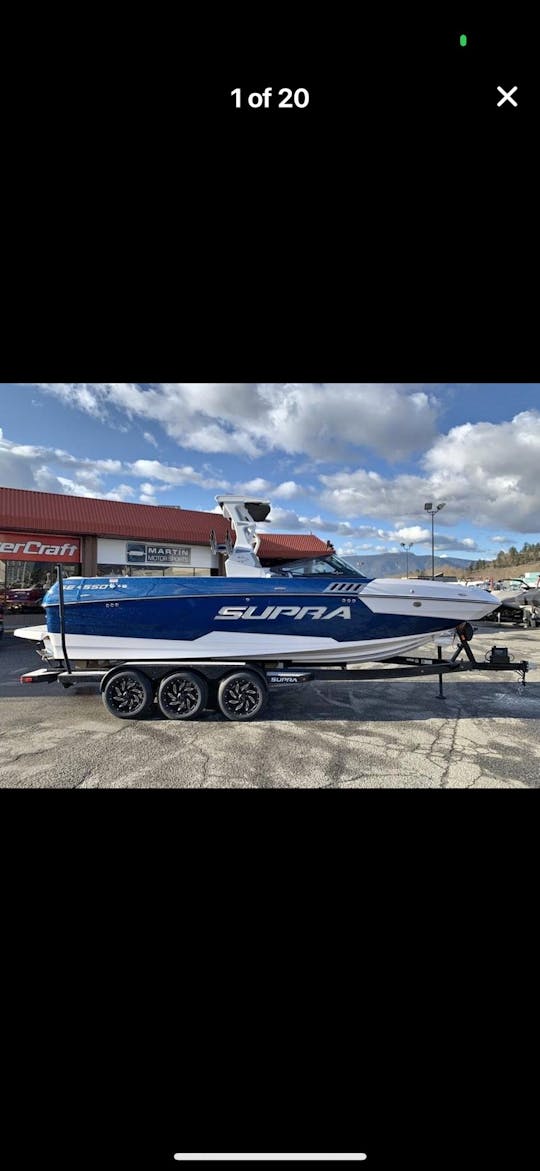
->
[[270, 554, 369, 578]]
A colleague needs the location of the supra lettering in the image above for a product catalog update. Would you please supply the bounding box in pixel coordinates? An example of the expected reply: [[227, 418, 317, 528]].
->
[[215, 604, 351, 621]]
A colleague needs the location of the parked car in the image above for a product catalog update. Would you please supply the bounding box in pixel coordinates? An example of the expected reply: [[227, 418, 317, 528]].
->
[[4, 584, 46, 613]]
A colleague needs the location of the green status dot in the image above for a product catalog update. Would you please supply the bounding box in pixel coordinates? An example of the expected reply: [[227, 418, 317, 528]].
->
[[459, 34, 467, 47]]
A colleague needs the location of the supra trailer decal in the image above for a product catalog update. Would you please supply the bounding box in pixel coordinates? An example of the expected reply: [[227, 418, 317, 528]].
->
[[214, 604, 352, 621]]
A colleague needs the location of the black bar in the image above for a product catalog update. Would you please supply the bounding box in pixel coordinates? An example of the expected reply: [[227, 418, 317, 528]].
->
[[57, 671, 104, 686], [56, 563, 72, 674]]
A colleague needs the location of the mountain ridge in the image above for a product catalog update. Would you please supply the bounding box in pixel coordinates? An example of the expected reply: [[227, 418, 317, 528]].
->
[[342, 552, 472, 577]]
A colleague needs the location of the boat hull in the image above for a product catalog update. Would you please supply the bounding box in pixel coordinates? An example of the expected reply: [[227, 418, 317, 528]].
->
[[14, 575, 498, 665]]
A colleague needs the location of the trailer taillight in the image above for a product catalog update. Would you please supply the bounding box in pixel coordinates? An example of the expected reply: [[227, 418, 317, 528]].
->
[[19, 669, 60, 684]]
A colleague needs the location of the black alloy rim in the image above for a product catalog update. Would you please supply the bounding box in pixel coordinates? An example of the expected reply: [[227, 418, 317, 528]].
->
[[222, 677, 262, 715], [161, 677, 202, 715], [108, 675, 147, 713]]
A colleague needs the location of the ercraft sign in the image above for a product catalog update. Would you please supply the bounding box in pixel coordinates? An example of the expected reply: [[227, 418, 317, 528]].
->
[[0, 531, 81, 562]]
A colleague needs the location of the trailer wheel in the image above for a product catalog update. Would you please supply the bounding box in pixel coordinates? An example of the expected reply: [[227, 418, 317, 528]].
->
[[217, 670, 268, 721], [157, 670, 208, 720], [102, 669, 154, 719]]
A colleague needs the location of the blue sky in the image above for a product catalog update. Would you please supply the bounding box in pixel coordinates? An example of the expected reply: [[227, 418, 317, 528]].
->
[[1, 383, 539, 562]]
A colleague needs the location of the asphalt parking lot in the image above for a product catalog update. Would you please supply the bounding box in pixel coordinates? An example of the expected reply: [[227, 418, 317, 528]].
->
[[1, 615, 539, 787]]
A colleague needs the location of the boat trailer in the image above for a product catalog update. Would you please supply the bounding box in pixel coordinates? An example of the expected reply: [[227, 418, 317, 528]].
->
[[20, 621, 533, 722]]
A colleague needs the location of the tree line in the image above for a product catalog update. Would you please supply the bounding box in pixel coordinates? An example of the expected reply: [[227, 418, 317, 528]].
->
[[468, 540, 540, 573]]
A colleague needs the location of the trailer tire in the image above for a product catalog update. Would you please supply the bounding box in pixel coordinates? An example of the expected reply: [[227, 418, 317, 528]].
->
[[217, 669, 268, 721], [157, 670, 208, 720], [102, 669, 154, 719]]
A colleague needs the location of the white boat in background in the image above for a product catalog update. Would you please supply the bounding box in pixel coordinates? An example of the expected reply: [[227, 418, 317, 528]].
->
[[489, 577, 540, 610]]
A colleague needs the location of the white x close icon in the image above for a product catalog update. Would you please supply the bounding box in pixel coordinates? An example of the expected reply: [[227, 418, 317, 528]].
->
[[497, 85, 518, 107]]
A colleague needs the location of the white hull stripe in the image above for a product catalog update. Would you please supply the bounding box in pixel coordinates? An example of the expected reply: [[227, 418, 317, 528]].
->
[[30, 628, 459, 665]]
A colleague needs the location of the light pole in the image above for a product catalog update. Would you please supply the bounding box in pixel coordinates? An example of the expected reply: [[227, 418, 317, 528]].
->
[[400, 541, 413, 578], [424, 502, 446, 579]]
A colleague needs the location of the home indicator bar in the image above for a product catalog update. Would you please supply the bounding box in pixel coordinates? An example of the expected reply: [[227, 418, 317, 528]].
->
[[174, 1158, 367, 1163]]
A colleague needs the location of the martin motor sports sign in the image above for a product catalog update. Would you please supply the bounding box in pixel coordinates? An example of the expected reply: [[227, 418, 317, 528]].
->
[[0, 531, 80, 562], [126, 541, 192, 566]]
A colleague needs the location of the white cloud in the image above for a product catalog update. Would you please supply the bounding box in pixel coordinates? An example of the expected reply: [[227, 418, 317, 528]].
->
[[25, 383, 111, 419], [421, 410, 540, 529], [273, 480, 305, 499], [317, 408, 540, 532], [233, 477, 272, 494], [433, 536, 479, 551], [388, 526, 431, 543], [1, 429, 162, 501], [126, 459, 231, 490], [267, 505, 383, 539], [33, 466, 65, 493], [259, 383, 439, 461], [266, 506, 310, 531], [52, 476, 135, 502], [382, 527, 477, 551], [26, 382, 440, 463], [336, 542, 378, 558], [7, 391, 540, 539], [0, 438, 283, 505], [143, 431, 158, 448], [265, 505, 479, 552], [185, 421, 261, 458], [318, 468, 432, 522]]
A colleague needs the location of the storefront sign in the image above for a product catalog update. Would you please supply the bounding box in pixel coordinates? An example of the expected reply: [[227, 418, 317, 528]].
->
[[126, 541, 191, 566], [0, 531, 80, 562]]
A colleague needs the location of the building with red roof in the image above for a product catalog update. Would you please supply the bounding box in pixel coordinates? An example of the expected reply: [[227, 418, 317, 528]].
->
[[0, 486, 330, 587]]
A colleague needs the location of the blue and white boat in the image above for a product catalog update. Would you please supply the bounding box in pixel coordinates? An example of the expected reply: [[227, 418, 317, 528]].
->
[[15, 497, 498, 665]]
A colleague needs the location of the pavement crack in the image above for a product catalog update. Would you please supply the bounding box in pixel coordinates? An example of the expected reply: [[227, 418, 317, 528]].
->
[[73, 770, 93, 789]]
